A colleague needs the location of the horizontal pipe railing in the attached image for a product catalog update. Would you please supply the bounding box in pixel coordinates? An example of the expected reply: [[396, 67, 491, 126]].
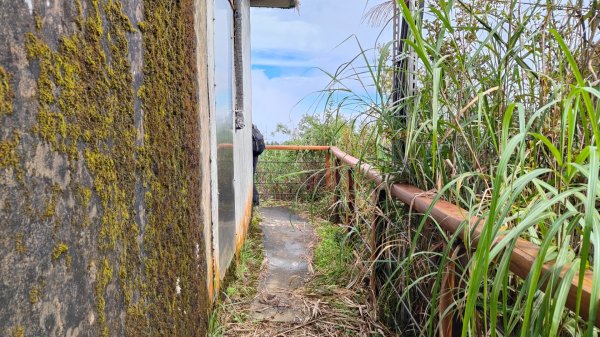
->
[[265, 145, 330, 151], [263, 145, 599, 327]]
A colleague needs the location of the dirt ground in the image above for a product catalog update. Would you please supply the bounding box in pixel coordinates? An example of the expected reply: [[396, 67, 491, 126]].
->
[[214, 206, 390, 337]]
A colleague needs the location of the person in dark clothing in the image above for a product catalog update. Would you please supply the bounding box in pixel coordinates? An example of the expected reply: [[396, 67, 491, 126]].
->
[[252, 124, 265, 206]]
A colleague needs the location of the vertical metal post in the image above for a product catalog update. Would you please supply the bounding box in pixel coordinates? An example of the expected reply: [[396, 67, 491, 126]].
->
[[331, 157, 342, 224], [440, 246, 461, 337], [325, 151, 331, 189], [392, 0, 420, 165], [346, 167, 355, 226], [370, 188, 387, 304]]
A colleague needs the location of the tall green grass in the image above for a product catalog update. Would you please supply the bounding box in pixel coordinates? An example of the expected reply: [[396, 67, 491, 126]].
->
[[272, 0, 600, 335]]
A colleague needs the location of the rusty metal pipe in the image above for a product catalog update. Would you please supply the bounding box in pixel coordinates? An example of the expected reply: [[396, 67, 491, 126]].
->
[[328, 146, 600, 327]]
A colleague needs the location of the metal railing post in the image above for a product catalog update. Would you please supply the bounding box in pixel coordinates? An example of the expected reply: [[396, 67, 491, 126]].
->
[[370, 188, 386, 303], [346, 167, 355, 226], [331, 157, 342, 224], [325, 151, 331, 189]]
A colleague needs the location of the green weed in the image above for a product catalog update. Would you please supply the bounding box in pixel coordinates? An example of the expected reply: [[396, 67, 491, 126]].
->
[[312, 222, 353, 286]]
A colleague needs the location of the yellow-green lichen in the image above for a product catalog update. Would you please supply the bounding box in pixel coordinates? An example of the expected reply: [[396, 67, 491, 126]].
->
[[0, 132, 23, 181], [34, 13, 43, 31], [95, 257, 113, 325], [80, 187, 92, 207], [26, 1, 139, 333], [138, 0, 208, 333], [24, 0, 207, 334], [0, 132, 19, 169], [52, 243, 69, 260], [29, 286, 40, 304], [15, 233, 27, 254], [44, 184, 61, 219], [0, 66, 13, 117], [12, 326, 24, 337]]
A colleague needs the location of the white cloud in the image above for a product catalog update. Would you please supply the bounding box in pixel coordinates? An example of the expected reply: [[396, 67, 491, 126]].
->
[[250, 1, 392, 142], [251, 11, 325, 54], [252, 69, 329, 141]]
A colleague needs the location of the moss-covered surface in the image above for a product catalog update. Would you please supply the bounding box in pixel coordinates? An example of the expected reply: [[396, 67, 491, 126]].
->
[[11, 326, 24, 337], [19, 0, 208, 335], [135, 0, 207, 334], [0, 65, 13, 117], [25, 1, 139, 334], [14, 233, 27, 254], [0, 132, 20, 171], [29, 285, 41, 304], [51, 243, 69, 260]]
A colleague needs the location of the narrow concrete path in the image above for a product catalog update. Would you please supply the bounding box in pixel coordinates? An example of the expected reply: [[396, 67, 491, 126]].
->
[[250, 206, 316, 323]]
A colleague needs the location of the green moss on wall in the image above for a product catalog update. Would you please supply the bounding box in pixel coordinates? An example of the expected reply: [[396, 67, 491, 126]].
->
[[137, 0, 208, 334], [11, 326, 24, 337], [0, 132, 22, 181], [29, 286, 41, 304], [0, 132, 19, 168], [15, 233, 27, 254], [34, 14, 43, 31], [44, 184, 61, 219], [24, 0, 207, 335], [25, 0, 138, 333], [51, 243, 69, 260], [0, 66, 12, 117]]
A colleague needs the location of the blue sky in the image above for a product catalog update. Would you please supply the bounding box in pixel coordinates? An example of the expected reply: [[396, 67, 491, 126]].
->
[[250, 1, 392, 142]]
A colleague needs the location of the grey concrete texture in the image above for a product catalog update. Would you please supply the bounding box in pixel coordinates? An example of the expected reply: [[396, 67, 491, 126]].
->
[[0, 2, 106, 336], [0, 0, 209, 336]]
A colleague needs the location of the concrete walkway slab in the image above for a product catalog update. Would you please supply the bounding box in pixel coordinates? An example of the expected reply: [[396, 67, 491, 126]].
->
[[250, 206, 316, 323]]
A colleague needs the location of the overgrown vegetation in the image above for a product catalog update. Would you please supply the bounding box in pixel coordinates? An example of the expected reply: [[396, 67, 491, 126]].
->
[[212, 205, 389, 336], [265, 0, 600, 336], [311, 220, 353, 286], [208, 212, 265, 336], [0, 65, 13, 116]]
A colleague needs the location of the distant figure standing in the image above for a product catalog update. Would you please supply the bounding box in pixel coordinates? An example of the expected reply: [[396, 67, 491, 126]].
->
[[252, 124, 265, 206]]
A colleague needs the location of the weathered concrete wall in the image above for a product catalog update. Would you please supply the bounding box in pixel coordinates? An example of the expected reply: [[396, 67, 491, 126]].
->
[[195, 0, 216, 303], [0, 0, 210, 335]]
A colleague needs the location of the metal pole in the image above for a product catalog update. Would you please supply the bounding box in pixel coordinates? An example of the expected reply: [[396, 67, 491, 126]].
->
[[391, 0, 419, 166], [325, 151, 331, 189]]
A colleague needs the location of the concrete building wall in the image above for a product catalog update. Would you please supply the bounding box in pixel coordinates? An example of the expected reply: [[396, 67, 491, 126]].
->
[[195, 0, 216, 304], [0, 0, 210, 335], [0, 0, 296, 334], [233, 0, 254, 260]]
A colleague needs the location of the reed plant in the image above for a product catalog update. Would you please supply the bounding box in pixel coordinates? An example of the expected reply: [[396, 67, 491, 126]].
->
[[271, 0, 600, 335]]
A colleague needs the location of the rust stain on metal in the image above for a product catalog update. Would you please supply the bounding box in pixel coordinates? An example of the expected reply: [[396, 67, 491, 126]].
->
[[325, 151, 331, 188], [213, 260, 221, 295], [207, 250, 215, 303], [440, 246, 460, 337], [328, 146, 600, 327], [266, 145, 330, 151], [236, 191, 254, 255], [255, 144, 600, 326]]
